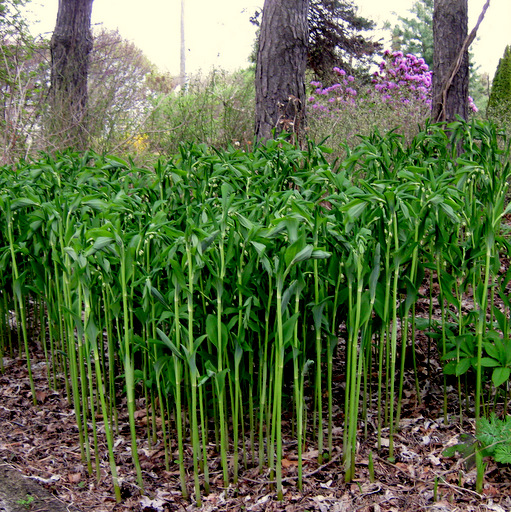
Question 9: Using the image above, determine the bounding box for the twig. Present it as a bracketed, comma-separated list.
[374, 454, 484, 499]
[241, 449, 343, 485]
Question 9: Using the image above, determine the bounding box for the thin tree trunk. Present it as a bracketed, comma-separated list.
[254, 0, 309, 144]
[49, 0, 94, 150]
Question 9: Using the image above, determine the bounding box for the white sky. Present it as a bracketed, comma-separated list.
[26, 0, 510, 80]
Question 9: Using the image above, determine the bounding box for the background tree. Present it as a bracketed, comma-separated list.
[487, 45, 511, 119]
[48, 0, 94, 150]
[431, 0, 490, 124]
[431, 0, 469, 123]
[307, 0, 381, 80]
[390, 0, 488, 113]
[87, 29, 154, 153]
[251, 0, 380, 81]
[0, 0, 51, 164]
[387, 0, 433, 67]
[254, 0, 309, 143]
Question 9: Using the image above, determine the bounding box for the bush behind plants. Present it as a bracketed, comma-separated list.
[147, 68, 255, 155]
[142, 51, 486, 164]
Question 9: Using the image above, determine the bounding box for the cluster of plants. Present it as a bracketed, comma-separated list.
[0, 119, 510, 503]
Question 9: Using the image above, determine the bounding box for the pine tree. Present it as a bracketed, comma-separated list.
[250, 0, 380, 80]
[487, 45, 511, 118]
[308, 0, 381, 79]
[388, 0, 433, 67]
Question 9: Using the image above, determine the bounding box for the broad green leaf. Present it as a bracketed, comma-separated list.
[282, 313, 300, 347]
[455, 358, 472, 376]
[10, 197, 39, 210]
[156, 328, 182, 359]
[492, 367, 511, 387]
[480, 357, 499, 367]
[85, 236, 115, 256]
[288, 245, 313, 267]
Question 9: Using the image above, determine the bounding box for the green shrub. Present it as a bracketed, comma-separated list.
[477, 414, 511, 464]
[487, 45, 511, 138]
[147, 68, 255, 155]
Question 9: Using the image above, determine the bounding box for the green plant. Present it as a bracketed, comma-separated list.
[16, 494, 34, 509]
[477, 414, 511, 464]
[0, 119, 510, 503]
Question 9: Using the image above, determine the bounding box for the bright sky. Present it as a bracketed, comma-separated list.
[27, 0, 510, 80]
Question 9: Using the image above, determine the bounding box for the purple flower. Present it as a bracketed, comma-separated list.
[468, 96, 478, 112]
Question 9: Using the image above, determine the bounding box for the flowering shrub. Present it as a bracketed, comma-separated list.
[372, 50, 432, 106]
[308, 51, 433, 115]
[307, 50, 479, 152]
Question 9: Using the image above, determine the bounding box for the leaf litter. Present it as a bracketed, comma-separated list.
[2, 327, 511, 512]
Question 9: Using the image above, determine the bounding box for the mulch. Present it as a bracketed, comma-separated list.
[1, 328, 511, 511]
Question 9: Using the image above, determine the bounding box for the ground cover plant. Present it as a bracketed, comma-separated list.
[1, 119, 511, 509]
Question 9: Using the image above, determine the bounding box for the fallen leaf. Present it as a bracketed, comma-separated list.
[281, 458, 298, 468]
[35, 390, 47, 403]
[68, 472, 82, 483]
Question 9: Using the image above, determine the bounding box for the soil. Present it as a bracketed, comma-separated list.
[1, 325, 511, 512]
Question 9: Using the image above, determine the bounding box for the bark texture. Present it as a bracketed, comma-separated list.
[431, 0, 469, 123]
[254, 0, 309, 144]
[49, 0, 94, 150]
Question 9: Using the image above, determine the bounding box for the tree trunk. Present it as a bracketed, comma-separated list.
[254, 0, 309, 144]
[431, 0, 469, 123]
[49, 0, 94, 150]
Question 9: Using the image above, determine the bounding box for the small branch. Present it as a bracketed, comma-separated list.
[241, 449, 343, 485]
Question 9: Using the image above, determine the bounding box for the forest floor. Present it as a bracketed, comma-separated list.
[1, 306, 511, 511]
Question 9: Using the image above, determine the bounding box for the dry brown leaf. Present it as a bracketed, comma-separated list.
[67, 472, 82, 483]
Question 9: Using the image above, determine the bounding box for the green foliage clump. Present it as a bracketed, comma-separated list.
[477, 414, 511, 464]
[147, 68, 255, 156]
[1, 120, 511, 501]
[487, 45, 511, 134]
[488, 46, 511, 113]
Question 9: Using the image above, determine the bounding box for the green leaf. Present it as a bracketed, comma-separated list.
[10, 197, 39, 210]
[282, 313, 300, 347]
[311, 249, 331, 259]
[455, 358, 472, 376]
[82, 198, 108, 211]
[85, 236, 115, 256]
[480, 357, 500, 367]
[156, 328, 182, 359]
[492, 367, 511, 387]
[150, 287, 171, 310]
[288, 244, 313, 267]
